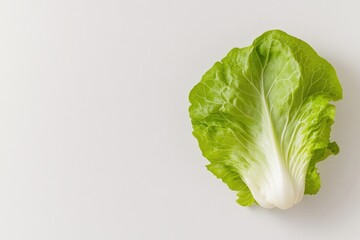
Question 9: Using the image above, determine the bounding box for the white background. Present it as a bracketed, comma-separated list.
[0, 0, 359, 239]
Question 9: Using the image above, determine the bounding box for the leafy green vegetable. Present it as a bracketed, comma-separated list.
[189, 30, 342, 209]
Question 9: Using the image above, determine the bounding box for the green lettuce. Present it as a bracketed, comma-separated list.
[189, 30, 342, 209]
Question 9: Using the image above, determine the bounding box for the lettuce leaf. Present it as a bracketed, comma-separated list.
[189, 30, 342, 209]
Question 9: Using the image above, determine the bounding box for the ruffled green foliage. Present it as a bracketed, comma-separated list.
[189, 30, 342, 209]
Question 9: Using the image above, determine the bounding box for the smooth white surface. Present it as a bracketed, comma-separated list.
[0, 0, 359, 239]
